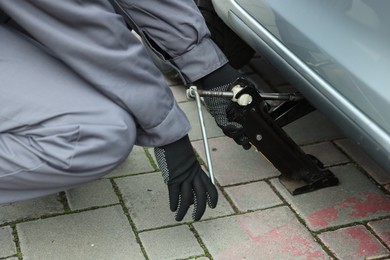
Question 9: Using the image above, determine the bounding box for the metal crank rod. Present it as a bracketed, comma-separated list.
[197, 90, 304, 102]
[187, 86, 215, 184]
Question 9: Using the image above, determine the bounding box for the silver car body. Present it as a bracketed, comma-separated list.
[212, 0, 390, 172]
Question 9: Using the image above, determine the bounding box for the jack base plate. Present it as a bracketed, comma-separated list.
[279, 170, 339, 195]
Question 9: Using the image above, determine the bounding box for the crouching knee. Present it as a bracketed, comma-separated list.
[32, 117, 136, 177]
[72, 118, 136, 175]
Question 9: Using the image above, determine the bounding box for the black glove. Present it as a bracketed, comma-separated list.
[154, 135, 218, 221]
[201, 64, 251, 149]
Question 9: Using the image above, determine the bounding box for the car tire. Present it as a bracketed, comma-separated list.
[195, 0, 255, 69]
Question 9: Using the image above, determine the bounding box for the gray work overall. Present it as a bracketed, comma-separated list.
[0, 0, 227, 203]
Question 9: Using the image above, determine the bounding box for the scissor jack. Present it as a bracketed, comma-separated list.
[187, 78, 339, 195]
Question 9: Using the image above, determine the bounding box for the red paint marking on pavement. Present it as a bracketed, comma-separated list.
[369, 219, 390, 246]
[307, 207, 339, 228]
[346, 226, 382, 256]
[308, 192, 390, 228]
[347, 192, 390, 217]
[216, 217, 325, 259]
[284, 234, 325, 259]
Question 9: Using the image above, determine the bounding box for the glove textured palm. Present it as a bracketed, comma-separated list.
[201, 64, 251, 149]
[203, 80, 251, 149]
[154, 135, 218, 221]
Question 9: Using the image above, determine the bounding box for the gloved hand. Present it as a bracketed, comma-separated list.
[154, 135, 218, 221]
[201, 64, 251, 149]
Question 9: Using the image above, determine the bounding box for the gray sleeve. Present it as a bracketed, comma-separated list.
[115, 0, 228, 83]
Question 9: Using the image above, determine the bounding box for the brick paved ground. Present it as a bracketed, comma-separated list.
[0, 56, 389, 260]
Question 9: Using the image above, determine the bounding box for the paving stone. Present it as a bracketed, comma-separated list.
[178, 102, 224, 142]
[194, 206, 328, 259]
[105, 146, 154, 178]
[170, 84, 189, 103]
[139, 225, 204, 260]
[192, 137, 279, 186]
[283, 111, 344, 145]
[145, 147, 157, 167]
[318, 225, 389, 259]
[302, 141, 349, 167]
[368, 218, 390, 247]
[336, 139, 390, 184]
[17, 206, 143, 260]
[271, 164, 390, 231]
[115, 172, 234, 231]
[225, 181, 283, 212]
[66, 179, 119, 210]
[0, 226, 16, 258]
[0, 194, 63, 224]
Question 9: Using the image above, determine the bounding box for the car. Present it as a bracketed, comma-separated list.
[203, 0, 390, 173]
